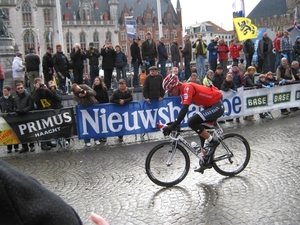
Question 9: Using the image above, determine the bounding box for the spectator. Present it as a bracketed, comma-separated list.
[14, 83, 35, 153]
[207, 36, 219, 72]
[293, 36, 300, 64]
[101, 40, 116, 90]
[142, 66, 165, 104]
[167, 66, 179, 77]
[70, 43, 86, 85]
[291, 60, 300, 81]
[280, 30, 293, 65]
[130, 37, 142, 87]
[12, 51, 26, 87]
[141, 32, 157, 75]
[228, 63, 246, 88]
[180, 34, 192, 80]
[85, 42, 100, 87]
[243, 39, 255, 69]
[93, 76, 109, 143]
[192, 34, 207, 80]
[0, 85, 19, 153]
[238, 58, 246, 74]
[31, 77, 60, 150]
[255, 74, 273, 118]
[257, 32, 273, 73]
[212, 65, 225, 89]
[276, 58, 295, 115]
[157, 37, 168, 78]
[218, 38, 229, 73]
[0, 61, 4, 97]
[229, 39, 243, 64]
[202, 70, 214, 87]
[170, 37, 181, 71]
[53, 44, 70, 94]
[110, 78, 133, 142]
[47, 80, 63, 109]
[244, 66, 255, 89]
[25, 48, 40, 91]
[221, 73, 237, 92]
[265, 71, 278, 85]
[187, 72, 201, 84]
[42, 46, 54, 85]
[139, 69, 147, 86]
[71, 83, 99, 146]
[114, 44, 127, 81]
[273, 31, 283, 70]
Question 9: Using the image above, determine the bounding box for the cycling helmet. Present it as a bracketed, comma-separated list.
[162, 74, 179, 91]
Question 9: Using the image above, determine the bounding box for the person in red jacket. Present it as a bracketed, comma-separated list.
[229, 39, 243, 64]
[218, 38, 229, 73]
[273, 31, 283, 71]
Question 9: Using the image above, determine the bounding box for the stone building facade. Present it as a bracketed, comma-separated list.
[0, 0, 182, 75]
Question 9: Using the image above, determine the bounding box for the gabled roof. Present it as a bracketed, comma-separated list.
[247, 0, 286, 21]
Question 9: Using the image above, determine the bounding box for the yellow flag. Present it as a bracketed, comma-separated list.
[233, 17, 258, 41]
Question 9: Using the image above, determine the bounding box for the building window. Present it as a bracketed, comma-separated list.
[171, 30, 177, 39]
[45, 29, 53, 49]
[121, 31, 126, 41]
[23, 29, 35, 52]
[79, 32, 86, 50]
[164, 29, 169, 39]
[146, 14, 152, 25]
[66, 31, 73, 53]
[2, 8, 10, 26]
[43, 8, 51, 25]
[22, 1, 32, 26]
[93, 32, 99, 49]
[139, 31, 144, 40]
[156, 30, 159, 40]
[105, 31, 112, 41]
[122, 45, 126, 53]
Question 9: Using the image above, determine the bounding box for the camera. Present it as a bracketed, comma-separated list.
[78, 89, 85, 94]
[40, 83, 45, 88]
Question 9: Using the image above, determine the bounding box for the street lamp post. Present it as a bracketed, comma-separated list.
[124, 16, 134, 87]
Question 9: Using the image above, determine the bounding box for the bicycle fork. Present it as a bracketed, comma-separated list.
[166, 141, 178, 166]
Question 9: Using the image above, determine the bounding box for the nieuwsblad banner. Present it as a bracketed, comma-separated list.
[0, 108, 77, 146]
[1, 84, 300, 145]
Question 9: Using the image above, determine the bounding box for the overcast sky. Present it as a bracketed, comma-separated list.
[170, 0, 261, 31]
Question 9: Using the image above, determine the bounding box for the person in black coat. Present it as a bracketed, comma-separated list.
[130, 37, 142, 87]
[212, 65, 225, 89]
[157, 37, 168, 78]
[220, 73, 237, 92]
[243, 39, 255, 69]
[14, 83, 35, 153]
[0, 85, 19, 153]
[101, 40, 116, 89]
[85, 42, 100, 87]
[70, 43, 87, 85]
[42, 46, 54, 84]
[53, 44, 70, 94]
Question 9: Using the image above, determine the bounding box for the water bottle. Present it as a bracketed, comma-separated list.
[191, 141, 200, 150]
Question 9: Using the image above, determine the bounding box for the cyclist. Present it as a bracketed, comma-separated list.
[162, 74, 225, 173]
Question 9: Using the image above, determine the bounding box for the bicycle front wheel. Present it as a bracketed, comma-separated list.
[212, 133, 251, 176]
[145, 141, 190, 187]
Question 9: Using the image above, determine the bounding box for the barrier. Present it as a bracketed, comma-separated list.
[1, 83, 300, 145]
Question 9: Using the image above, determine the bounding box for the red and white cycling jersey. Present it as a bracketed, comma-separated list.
[180, 83, 222, 109]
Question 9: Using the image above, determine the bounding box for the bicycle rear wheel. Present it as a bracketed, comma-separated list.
[212, 133, 250, 176]
[145, 141, 190, 187]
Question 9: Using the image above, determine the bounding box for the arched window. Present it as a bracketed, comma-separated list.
[79, 32, 86, 50]
[66, 31, 73, 53]
[93, 32, 99, 49]
[23, 29, 35, 52]
[146, 13, 152, 25]
[22, 1, 32, 26]
[45, 29, 53, 49]
[105, 31, 112, 41]
[164, 29, 169, 39]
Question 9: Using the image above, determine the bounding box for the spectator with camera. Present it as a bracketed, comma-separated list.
[14, 83, 35, 153]
[86, 42, 100, 87]
[31, 77, 60, 150]
[53, 44, 70, 94]
[71, 43, 87, 85]
[114, 44, 127, 81]
[101, 40, 116, 90]
[71, 83, 99, 147]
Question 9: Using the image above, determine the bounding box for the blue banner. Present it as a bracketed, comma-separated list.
[126, 20, 137, 39]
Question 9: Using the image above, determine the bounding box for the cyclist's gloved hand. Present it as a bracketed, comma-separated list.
[231, 89, 237, 94]
[163, 122, 176, 136]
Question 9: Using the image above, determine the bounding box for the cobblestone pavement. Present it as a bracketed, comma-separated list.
[1, 110, 300, 225]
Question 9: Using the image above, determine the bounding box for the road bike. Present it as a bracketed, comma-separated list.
[145, 122, 251, 187]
